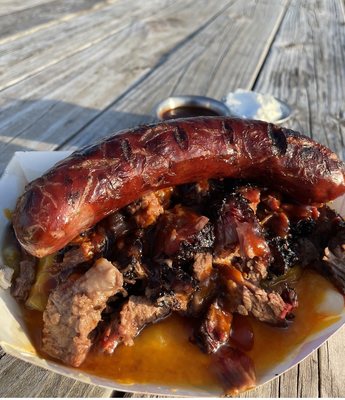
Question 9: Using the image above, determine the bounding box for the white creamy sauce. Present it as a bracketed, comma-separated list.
[224, 89, 285, 123]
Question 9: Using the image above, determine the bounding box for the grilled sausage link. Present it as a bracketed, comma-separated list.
[13, 117, 345, 257]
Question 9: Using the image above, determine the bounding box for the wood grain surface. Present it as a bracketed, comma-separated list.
[0, 0, 345, 397]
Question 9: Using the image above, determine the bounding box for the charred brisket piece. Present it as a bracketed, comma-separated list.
[194, 299, 232, 354]
[192, 252, 213, 282]
[145, 260, 196, 313]
[268, 237, 298, 276]
[11, 259, 36, 301]
[321, 233, 345, 293]
[126, 188, 173, 228]
[100, 295, 171, 353]
[189, 253, 218, 316]
[223, 270, 295, 326]
[42, 258, 123, 367]
[213, 346, 256, 396]
[295, 206, 345, 293]
[214, 193, 271, 282]
[152, 205, 212, 259]
[113, 232, 147, 291]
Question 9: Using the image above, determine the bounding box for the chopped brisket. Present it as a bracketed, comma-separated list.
[42, 258, 123, 367]
[224, 272, 294, 326]
[237, 186, 261, 213]
[189, 252, 218, 316]
[194, 299, 232, 354]
[212, 346, 256, 396]
[100, 295, 171, 353]
[262, 211, 290, 238]
[14, 177, 345, 396]
[174, 179, 225, 209]
[192, 252, 213, 282]
[153, 205, 210, 258]
[126, 188, 173, 228]
[294, 206, 345, 293]
[11, 260, 36, 301]
[308, 230, 345, 294]
[268, 237, 298, 276]
[145, 260, 196, 313]
[113, 232, 147, 290]
[214, 194, 271, 281]
[102, 211, 133, 240]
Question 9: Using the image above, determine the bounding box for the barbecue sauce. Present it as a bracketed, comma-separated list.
[161, 106, 220, 119]
[22, 269, 343, 392]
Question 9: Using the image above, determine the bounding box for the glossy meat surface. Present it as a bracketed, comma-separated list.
[13, 117, 345, 257]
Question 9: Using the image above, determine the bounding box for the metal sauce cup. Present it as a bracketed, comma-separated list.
[154, 95, 231, 120]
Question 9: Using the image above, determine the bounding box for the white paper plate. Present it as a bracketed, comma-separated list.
[1, 151, 345, 396]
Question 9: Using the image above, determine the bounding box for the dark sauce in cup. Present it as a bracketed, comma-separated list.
[161, 106, 221, 120]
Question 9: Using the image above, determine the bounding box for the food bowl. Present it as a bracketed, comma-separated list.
[0, 152, 344, 396]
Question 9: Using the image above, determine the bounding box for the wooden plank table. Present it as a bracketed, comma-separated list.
[0, 0, 345, 396]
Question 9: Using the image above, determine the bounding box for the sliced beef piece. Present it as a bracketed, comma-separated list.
[174, 179, 226, 210]
[120, 260, 147, 287]
[268, 237, 299, 276]
[219, 266, 295, 326]
[102, 211, 133, 240]
[114, 232, 147, 289]
[295, 206, 345, 293]
[100, 295, 171, 353]
[226, 279, 294, 326]
[174, 180, 212, 206]
[237, 186, 261, 213]
[194, 299, 232, 354]
[11, 259, 36, 301]
[153, 205, 211, 258]
[212, 346, 256, 396]
[126, 188, 173, 228]
[214, 194, 271, 280]
[189, 253, 218, 316]
[145, 260, 196, 313]
[310, 230, 345, 294]
[42, 258, 123, 367]
[192, 252, 213, 282]
[54, 226, 108, 277]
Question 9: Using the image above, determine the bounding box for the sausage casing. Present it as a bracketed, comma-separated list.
[13, 117, 345, 257]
